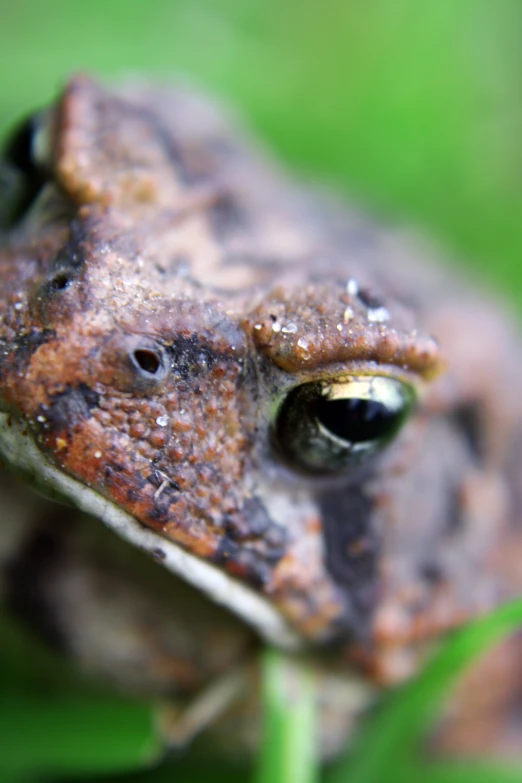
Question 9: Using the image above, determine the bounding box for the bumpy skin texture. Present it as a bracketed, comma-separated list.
[1, 77, 522, 755]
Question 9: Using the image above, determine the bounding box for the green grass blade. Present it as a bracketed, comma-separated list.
[420, 761, 522, 783]
[326, 600, 522, 783]
[255, 647, 318, 783]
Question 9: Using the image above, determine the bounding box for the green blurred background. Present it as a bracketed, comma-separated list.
[1, 1, 522, 781]
[1, 0, 522, 305]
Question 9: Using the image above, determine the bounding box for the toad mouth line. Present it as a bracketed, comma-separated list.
[0, 411, 303, 651]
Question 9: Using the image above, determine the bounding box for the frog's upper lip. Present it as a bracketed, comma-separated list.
[0, 411, 304, 651]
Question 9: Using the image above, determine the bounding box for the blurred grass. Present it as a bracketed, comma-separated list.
[255, 649, 317, 783]
[1, 1, 522, 781]
[4, 604, 522, 783]
[0, 0, 521, 305]
[326, 600, 522, 783]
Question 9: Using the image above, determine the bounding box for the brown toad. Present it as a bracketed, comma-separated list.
[1, 76, 522, 757]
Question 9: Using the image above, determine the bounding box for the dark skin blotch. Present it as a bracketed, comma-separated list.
[318, 477, 379, 641]
[209, 193, 247, 239]
[223, 499, 287, 564]
[357, 287, 385, 309]
[135, 105, 204, 185]
[37, 219, 90, 300]
[444, 482, 465, 535]
[42, 383, 100, 433]
[212, 535, 275, 589]
[419, 561, 445, 585]
[12, 329, 56, 361]
[166, 334, 219, 380]
[450, 403, 484, 461]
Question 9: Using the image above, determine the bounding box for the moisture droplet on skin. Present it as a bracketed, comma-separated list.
[346, 278, 359, 297]
[367, 307, 390, 323]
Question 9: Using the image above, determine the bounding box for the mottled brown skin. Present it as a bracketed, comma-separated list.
[1, 76, 522, 758]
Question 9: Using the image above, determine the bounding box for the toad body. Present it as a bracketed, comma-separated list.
[1, 77, 522, 756]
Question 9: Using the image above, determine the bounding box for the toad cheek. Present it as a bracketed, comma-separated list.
[0, 410, 303, 651]
[12, 379, 354, 648]
[3, 396, 349, 650]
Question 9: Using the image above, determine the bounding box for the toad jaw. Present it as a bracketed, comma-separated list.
[0, 411, 303, 651]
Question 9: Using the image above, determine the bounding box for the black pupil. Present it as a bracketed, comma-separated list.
[133, 349, 161, 375]
[315, 396, 401, 444]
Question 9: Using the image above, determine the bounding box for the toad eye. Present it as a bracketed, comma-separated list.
[0, 113, 49, 228]
[273, 375, 414, 473]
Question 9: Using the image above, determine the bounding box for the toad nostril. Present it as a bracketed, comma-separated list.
[133, 349, 161, 375]
[49, 273, 71, 291]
